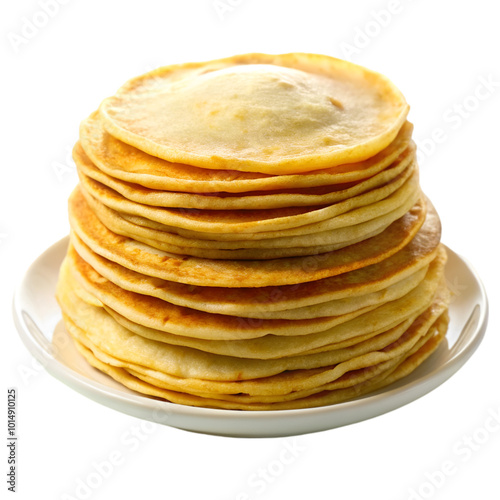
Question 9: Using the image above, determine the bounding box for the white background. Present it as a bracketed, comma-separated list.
[2, 0, 499, 499]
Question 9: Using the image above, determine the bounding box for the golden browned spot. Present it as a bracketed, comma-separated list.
[329, 97, 344, 110]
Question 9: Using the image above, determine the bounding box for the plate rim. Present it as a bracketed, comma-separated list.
[12, 236, 489, 437]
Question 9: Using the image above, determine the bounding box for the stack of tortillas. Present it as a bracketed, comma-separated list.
[56, 53, 451, 410]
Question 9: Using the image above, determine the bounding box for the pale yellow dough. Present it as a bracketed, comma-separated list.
[99, 53, 409, 174]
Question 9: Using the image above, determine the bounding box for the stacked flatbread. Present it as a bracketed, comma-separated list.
[56, 53, 450, 410]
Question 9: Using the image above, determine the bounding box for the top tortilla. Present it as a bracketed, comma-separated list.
[99, 53, 409, 174]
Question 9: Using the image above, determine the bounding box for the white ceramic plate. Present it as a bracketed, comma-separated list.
[13, 237, 488, 438]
